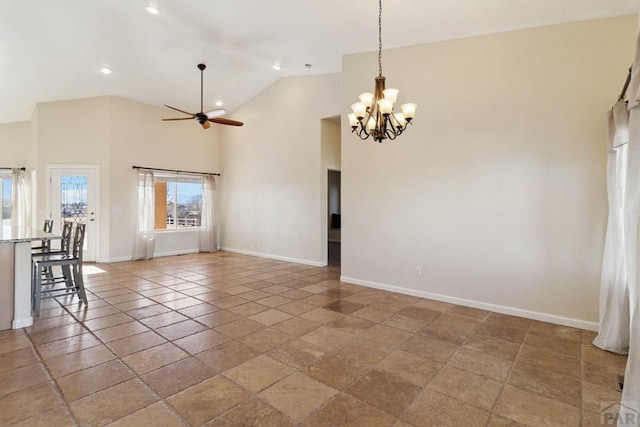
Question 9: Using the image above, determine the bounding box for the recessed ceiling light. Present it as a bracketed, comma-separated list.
[215, 101, 224, 107]
[145, 6, 159, 15]
[272, 63, 281, 71]
[98, 67, 113, 75]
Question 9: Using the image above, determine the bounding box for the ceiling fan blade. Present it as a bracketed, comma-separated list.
[210, 117, 244, 127]
[201, 120, 211, 130]
[204, 108, 226, 119]
[162, 117, 194, 121]
[164, 104, 194, 116]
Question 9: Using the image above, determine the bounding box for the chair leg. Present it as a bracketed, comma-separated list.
[33, 262, 42, 316]
[73, 264, 88, 305]
[61, 265, 74, 290]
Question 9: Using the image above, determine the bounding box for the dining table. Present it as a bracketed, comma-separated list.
[0, 225, 61, 330]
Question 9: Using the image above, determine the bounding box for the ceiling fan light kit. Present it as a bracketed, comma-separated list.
[162, 63, 244, 129]
[348, 0, 417, 143]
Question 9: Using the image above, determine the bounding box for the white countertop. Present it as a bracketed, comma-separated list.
[0, 226, 61, 243]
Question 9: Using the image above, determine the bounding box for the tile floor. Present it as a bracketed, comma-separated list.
[0, 252, 628, 426]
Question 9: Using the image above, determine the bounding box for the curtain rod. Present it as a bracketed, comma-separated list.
[132, 165, 220, 176]
[0, 167, 25, 171]
[618, 66, 632, 102]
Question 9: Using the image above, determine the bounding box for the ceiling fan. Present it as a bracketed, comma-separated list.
[162, 63, 244, 129]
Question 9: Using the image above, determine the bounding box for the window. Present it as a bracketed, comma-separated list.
[154, 175, 203, 230]
[0, 174, 12, 226]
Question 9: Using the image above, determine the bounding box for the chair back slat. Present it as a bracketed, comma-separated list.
[43, 219, 53, 233]
[72, 224, 86, 261]
[60, 221, 73, 253]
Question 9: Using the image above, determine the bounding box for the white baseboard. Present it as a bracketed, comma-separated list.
[12, 317, 33, 329]
[154, 249, 199, 258]
[340, 275, 599, 331]
[221, 247, 325, 267]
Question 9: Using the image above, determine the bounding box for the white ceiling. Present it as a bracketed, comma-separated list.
[0, 0, 637, 125]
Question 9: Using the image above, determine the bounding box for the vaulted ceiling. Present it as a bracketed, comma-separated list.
[0, 0, 637, 124]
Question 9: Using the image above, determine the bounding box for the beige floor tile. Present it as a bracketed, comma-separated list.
[215, 318, 266, 338]
[278, 300, 317, 315]
[155, 319, 208, 341]
[273, 317, 322, 336]
[528, 320, 582, 342]
[259, 372, 339, 422]
[107, 331, 167, 357]
[446, 305, 490, 320]
[93, 321, 149, 343]
[403, 389, 491, 427]
[324, 300, 365, 314]
[167, 375, 250, 426]
[107, 402, 184, 427]
[329, 315, 376, 335]
[138, 311, 189, 329]
[122, 342, 188, 375]
[360, 324, 414, 346]
[195, 309, 240, 328]
[400, 334, 458, 363]
[228, 301, 270, 316]
[333, 336, 396, 366]
[269, 338, 327, 368]
[141, 356, 216, 398]
[428, 366, 502, 410]
[413, 299, 454, 312]
[523, 331, 581, 359]
[27, 323, 85, 346]
[383, 313, 429, 333]
[213, 398, 294, 426]
[57, 359, 134, 401]
[305, 354, 370, 390]
[0, 363, 49, 398]
[463, 334, 521, 360]
[352, 306, 395, 323]
[197, 340, 261, 372]
[494, 385, 580, 427]
[448, 346, 513, 382]
[173, 328, 231, 354]
[124, 304, 171, 320]
[224, 354, 295, 392]
[11, 406, 75, 427]
[346, 368, 423, 417]
[249, 308, 294, 326]
[377, 349, 442, 387]
[300, 325, 355, 350]
[70, 379, 158, 426]
[256, 295, 293, 308]
[239, 328, 291, 352]
[45, 344, 116, 378]
[582, 381, 624, 414]
[507, 362, 581, 407]
[0, 347, 38, 373]
[301, 307, 345, 323]
[516, 344, 580, 379]
[0, 383, 64, 425]
[305, 393, 396, 427]
[419, 313, 480, 344]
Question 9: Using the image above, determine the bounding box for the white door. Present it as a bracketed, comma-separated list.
[49, 166, 99, 262]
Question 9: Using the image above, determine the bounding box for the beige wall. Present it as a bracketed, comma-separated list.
[341, 15, 638, 327]
[220, 73, 341, 265]
[0, 121, 31, 167]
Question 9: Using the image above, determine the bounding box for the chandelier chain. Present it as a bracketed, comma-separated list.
[378, 0, 382, 77]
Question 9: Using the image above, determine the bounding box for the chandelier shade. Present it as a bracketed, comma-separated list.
[348, 0, 417, 143]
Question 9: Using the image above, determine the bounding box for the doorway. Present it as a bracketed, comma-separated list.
[328, 169, 341, 265]
[48, 166, 99, 262]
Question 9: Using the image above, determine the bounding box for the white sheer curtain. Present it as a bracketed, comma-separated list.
[199, 175, 218, 252]
[10, 168, 27, 228]
[132, 170, 155, 260]
[620, 27, 640, 421]
[593, 103, 630, 354]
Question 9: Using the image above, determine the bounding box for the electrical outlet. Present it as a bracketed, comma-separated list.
[415, 267, 422, 277]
